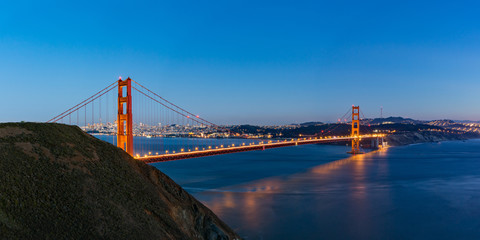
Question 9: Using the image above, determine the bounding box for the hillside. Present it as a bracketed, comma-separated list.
[0, 122, 240, 240]
[385, 131, 477, 146]
[367, 116, 422, 125]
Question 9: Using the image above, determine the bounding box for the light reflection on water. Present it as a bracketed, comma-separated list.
[197, 150, 388, 239]
[209, 141, 480, 240]
[101, 135, 480, 240]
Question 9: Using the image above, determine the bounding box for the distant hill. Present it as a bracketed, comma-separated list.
[298, 121, 324, 126]
[368, 117, 424, 125]
[231, 124, 262, 132]
[453, 120, 480, 123]
[0, 123, 240, 240]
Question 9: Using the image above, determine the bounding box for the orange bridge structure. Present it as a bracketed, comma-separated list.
[48, 78, 386, 163]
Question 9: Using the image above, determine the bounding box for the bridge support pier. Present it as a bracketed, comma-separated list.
[379, 137, 386, 148]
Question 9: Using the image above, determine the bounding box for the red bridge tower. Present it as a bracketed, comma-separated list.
[348, 105, 363, 154]
[117, 77, 133, 155]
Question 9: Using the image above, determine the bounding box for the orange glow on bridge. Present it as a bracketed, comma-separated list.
[136, 134, 386, 163]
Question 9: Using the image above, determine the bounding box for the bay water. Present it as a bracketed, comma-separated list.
[99, 135, 480, 239]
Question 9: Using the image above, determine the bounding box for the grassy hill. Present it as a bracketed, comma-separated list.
[0, 122, 240, 239]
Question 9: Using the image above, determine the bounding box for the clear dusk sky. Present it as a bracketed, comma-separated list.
[1, 1, 479, 125]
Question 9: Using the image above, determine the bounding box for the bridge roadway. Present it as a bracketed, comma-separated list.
[136, 134, 385, 163]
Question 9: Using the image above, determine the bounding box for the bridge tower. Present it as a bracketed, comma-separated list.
[117, 77, 133, 155]
[348, 105, 363, 154]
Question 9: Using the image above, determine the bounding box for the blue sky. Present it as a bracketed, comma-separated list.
[1, 0, 479, 124]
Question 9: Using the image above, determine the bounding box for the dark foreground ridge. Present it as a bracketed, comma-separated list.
[0, 122, 240, 240]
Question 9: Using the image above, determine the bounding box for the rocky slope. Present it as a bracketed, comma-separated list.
[385, 131, 479, 146]
[0, 122, 240, 240]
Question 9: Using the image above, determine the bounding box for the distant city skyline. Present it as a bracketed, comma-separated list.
[1, 1, 479, 124]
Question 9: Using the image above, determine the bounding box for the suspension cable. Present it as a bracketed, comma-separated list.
[131, 85, 243, 137]
[47, 80, 118, 122]
[49, 84, 118, 123]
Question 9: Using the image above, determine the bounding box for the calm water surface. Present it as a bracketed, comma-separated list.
[105, 136, 480, 240]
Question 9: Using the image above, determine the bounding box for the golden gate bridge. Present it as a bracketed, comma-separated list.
[47, 77, 386, 163]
